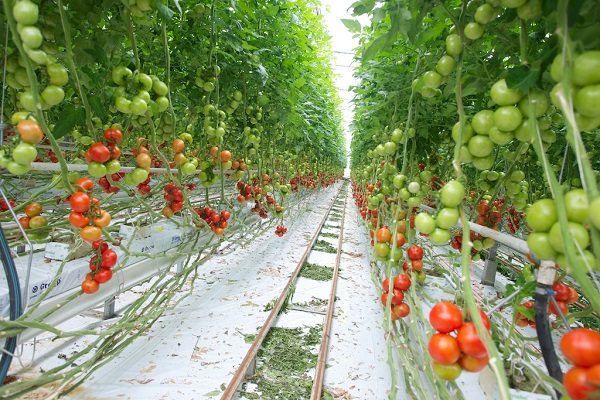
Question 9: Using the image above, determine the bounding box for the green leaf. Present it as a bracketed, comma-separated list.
[362, 33, 393, 62]
[202, 390, 221, 397]
[505, 64, 540, 91]
[171, 0, 182, 14]
[293, 78, 306, 88]
[89, 96, 106, 121]
[341, 18, 361, 33]
[52, 106, 85, 139]
[352, 0, 376, 16]
[371, 8, 386, 23]
[265, 5, 279, 17]
[415, 20, 446, 46]
[152, 0, 174, 20]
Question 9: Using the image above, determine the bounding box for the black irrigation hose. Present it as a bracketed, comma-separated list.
[0, 225, 22, 386]
[534, 286, 563, 398]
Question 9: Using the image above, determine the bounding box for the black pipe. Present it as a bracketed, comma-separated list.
[534, 286, 563, 398]
[0, 225, 22, 386]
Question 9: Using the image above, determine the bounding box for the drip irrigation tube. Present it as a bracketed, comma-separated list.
[0, 225, 22, 386]
[534, 286, 563, 398]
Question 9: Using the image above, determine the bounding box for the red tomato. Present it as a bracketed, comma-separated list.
[171, 201, 184, 213]
[375, 227, 392, 243]
[396, 233, 406, 247]
[69, 192, 91, 213]
[407, 245, 423, 260]
[69, 212, 90, 228]
[88, 143, 111, 163]
[411, 259, 423, 271]
[93, 210, 111, 228]
[391, 303, 410, 319]
[104, 127, 123, 143]
[567, 287, 580, 304]
[458, 353, 489, 373]
[221, 210, 231, 221]
[92, 239, 108, 252]
[457, 322, 488, 359]
[93, 268, 113, 284]
[19, 216, 30, 229]
[81, 279, 99, 294]
[101, 249, 118, 269]
[429, 301, 463, 333]
[74, 177, 94, 192]
[382, 277, 391, 292]
[552, 282, 571, 302]
[560, 328, 600, 368]
[428, 333, 461, 365]
[548, 299, 568, 316]
[220, 150, 232, 162]
[394, 274, 411, 291]
[563, 367, 596, 400]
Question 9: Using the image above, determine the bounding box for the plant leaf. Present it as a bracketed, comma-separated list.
[341, 18, 361, 33]
[52, 105, 85, 139]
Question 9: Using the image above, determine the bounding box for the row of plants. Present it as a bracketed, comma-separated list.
[0, 0, 346, 396]
[348, 0, 600, 399]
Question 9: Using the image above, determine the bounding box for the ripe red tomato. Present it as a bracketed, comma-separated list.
[88, 143, 111, 163]
[92, 239, 108, 252]
[411, 259, 423, 271]
[548, 299, 568, 316]
[560, 328, 600, 367]
[396, 232, 406, 247]
[69, 212, 90, 228]
[407, 245, 423, 260]
[220, 149, 232, 162]
[567, 287, 580, 304]
[101, 249, 118, 269]
[221, 210, 231, 221]
[382, 277, 391, 292]
[394, 274, 411, 291]
[428, 333, 461, 364]
[69, 192, 91, 213]
[457, 322, 488, 358]
[93, 268, 113, 284]
[74, 177, 94, 192]
[81, 279, 99, 294]
[458, 353, 489, 373]
[19, 216, 30, 229]
[552, 282, 571, 302]
[430, 301, 463, 333]
[104, 127, 123, 143]
[25, 202, 42, 218]
[563, 367, 596, 400]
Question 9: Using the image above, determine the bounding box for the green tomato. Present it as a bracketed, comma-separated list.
[550, 54, 563, 82]
[472, 154, 495, 170]
[471, 110, 495, 135]
[563, 189, 589, 224]
[131, 167, 149, 185]
[445, 34, 463, 56]
[112, 66, 132, 86]
[393, 174, 406, 189]
[130, 97, 148, 116]
[47, 63, 69, 86]
[19, 26, 43, 49]
[510, 170, 525, 182]
[13, 0, 39, 25]
[383, 141, 398, 155]
[137, 90, 151, 103]
[407, 196, 421, 207]
[468, 135, 494, 158]
[408, 181, 421, 194]
[415, 213, 436, 234]
[436, 55, 455, 76]
[12, 142, 37, 164]
[436, 207, 459, 229]
[572, 51, 600, 87]
[459, 145, 473, 162]
[475, 4, 495, 24]
[527, 232, 558, 260]
[87, 161, 106, 178]
[181, 162, 197, 176]
[464, 22, 484, 40]
[494, 106, 522, 132]
[502, 0, 527, 7]
[513, 119, 533, 142]
[430, 228, 451, 245]
[526, 198, 557, 232]
[420, 170, 433, 182]
[574, 84, 600, 118]
[491, 79, 523, 106]
[155, 96, 169, 112]
[589, 197, 600, 231]
[575, 112, 600, 131]
[41, 85, 65, 106]
[153, 80, 169, 96]
[135, 73, 153, 91]
[517, 0, 542, 20]
[488, 126, 514, 145]
[105, 159, 121, 174]
[423, 71, 443, 89]
[548, 221, 590, 253]
[518, 89, 548, 118]
[452, 121, 474, 144]
[441, 180, 465, 208]
[7, 161, 31, 175]
[18, 91, 36, 111]
[115, 97, 131, 114]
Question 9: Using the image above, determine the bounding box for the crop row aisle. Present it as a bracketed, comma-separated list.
[1, 0, 600, 400]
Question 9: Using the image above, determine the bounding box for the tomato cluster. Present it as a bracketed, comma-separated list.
[428, 301, 491, 381]
[274, 225, 288, 237]
[162, 183, 185, 218]
[560, 328, 600, 400]
[0, 199, 17, 215]
[84, 128, 122, 178]
[136, 175, 152, 195]
[18, 202, 49, 240]
[68, 178, 111, 243]
[230, 158, 247, 180]
[98, 172, 125, 194]
[193, 207, 231, 236]
[380, 273, 411, 320]
[236, 181, 262, 204]
[526, 189, 595, 271]
[0, 120, 45, 175]
[514, 281, 578, 328]
[81, 239, 118, 295]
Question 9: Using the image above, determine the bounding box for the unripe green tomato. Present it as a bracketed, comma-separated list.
[574, 85, 600, 118]
[502, 0, 527, 8]
[47, 63, 69, 86]
[407, 196, 421, 207]
[517, 0, 542, 20]
[136, 73, 153, 91]
[464, 22, 484, 40]
[475, 4, 495, 24]
[13, 0, 39, 25]
[19, 25, 43, 49]
[471, 110, 495, 135]
[518, 90, 549, 118]
[105, 159, 121, 174]
[452, 121, 474, 144]
[87, 161, 107, 178]
[494, 106, 523, 132]
[472, 154, 495, 170]
[7, 161, 31, 175]
[130, 97, 148, 115]
[468, 135, 494, 158]
[572, 51, 600, 87]
[115, 97, 131, 113]
[445, 34, 463, 56]
[436, 55, 455, 76]
[430, 228, 451, 245]
[423, 71, 443, 89]
[490, 79, 523, 106]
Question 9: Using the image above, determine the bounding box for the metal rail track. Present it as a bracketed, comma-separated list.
[221, 184, 348, 400]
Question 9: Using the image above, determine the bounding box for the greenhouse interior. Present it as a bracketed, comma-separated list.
[0, 0, 600, 399]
